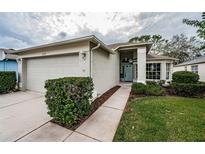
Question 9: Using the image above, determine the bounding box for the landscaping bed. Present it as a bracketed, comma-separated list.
[114, 96, 205, 142]
[51, 85, 121, 130]
[115, 74, 205, 141]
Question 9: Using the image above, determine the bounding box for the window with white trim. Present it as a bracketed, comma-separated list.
[146, 63, 161, 80]
[191, 65, 198, 74]
[166, 63, 171, 80]
[185, 66, 187, 71]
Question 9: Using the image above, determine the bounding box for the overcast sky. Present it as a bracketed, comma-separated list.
[0, 12, 201, 49]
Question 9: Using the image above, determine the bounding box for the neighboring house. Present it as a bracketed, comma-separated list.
[0, 49, 18, 80]
[173, 55, 205, 81]
[13, 35, 176, 97]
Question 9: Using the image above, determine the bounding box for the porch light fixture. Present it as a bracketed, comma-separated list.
[81, 52, 86, 61]
[129, 59, 133, 63]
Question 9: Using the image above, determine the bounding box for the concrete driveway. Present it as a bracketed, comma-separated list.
[0, 91, 51, 142]
[0, 84, 131, 142]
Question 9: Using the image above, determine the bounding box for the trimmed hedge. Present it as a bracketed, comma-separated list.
[172, 71, 199, 83]
[171, 71, 205, 97]
[0, 71, 16, 93]
[45, 77, 94, 126]
[132, 82, 146, 94]
[171, 83, 205, 97]
[132, 81, 165, 96]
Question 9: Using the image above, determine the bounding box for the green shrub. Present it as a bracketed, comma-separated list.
[132, 82, 146, 94]
[158, 80, 166, 86]
[45, 77, 94, 126]
[132, 81, 165, 96]
[172, 71, 199, 83]
[171, 82, 205, 97]
[0, 71, 16, 93]
[146, 81, 158, 86]
[146, 83, 166, 96]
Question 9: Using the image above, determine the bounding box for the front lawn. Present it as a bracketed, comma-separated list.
[114, 96, 205, 142]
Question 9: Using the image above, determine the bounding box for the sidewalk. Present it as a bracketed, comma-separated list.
[18, 84, 131, 142]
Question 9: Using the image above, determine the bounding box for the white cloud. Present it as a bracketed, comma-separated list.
[0, 12, 201, 49]
[0, 36, 29, 49]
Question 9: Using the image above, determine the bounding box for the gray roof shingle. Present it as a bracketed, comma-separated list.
[175, 55, 205, 66]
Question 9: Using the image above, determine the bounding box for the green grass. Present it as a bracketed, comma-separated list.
[114, 96, 205, 142]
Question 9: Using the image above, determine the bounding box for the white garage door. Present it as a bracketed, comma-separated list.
[26, 54, 80, 92]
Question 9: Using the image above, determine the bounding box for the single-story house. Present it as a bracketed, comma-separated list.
[0, 48, 18, 80]
[173, 55, 205, 81]
[12, 35, 176, 97]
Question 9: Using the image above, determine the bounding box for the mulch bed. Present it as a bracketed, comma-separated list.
[128, 91, 146, 101]
[51, 85, 121, 131]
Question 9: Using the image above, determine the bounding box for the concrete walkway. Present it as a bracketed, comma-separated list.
[16, 84, 131, 142]
[72, 84, 131, 142]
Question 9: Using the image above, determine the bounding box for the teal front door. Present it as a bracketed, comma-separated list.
[124, 64, 133, 81]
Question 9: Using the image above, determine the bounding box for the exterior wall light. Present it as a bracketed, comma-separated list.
[82, 52, 86, 61]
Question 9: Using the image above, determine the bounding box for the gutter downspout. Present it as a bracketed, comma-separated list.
[90, 43, 100, 77]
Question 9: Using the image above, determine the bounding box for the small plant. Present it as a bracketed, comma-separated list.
[158, 80, 166, 86]
[45, 77, 94, 126]
[132, 82, 146, 94]
[132, 81, 165, 96]
[146, 81, 158, 86]
[0, 71, 16, 93]
[146, 83, 166, 96]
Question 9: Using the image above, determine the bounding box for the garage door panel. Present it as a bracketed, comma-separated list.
[26, 54, 80, 92]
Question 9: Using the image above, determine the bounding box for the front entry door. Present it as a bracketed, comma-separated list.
[124, 64, 133, 82]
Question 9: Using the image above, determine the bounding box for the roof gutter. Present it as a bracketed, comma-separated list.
[90, 43, 101, 77]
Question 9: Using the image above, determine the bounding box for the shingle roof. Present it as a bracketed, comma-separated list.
[107, 42, 152, 50]
[13, 35, 114, 54]
[147, 53, 177, 61]
[175, 55, 205, 66]
[107, 42, 131, 49]
[0, 48, 15, 54]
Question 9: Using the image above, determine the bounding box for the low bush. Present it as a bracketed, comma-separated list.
[132, 81, 165, 96]
[158, 80, 166, 86]
[45, 77, 94, 126]
[146, 83, 166, 96]
[132, 82, 146, 94]
[172, 71, 199, 83]
[171, 82, 205, 97]
[0, 71, 16, 93]
[146, 81, 158, 86]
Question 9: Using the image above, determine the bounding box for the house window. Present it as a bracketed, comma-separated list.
[185, 66, 187, 71]
[191, 65, 198, 74]
[166, 63, 171, 80]
[146, 63, 161, 80]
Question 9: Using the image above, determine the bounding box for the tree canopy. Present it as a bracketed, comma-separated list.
[183, 12, 205, 49]
[129, 34, 204, 64]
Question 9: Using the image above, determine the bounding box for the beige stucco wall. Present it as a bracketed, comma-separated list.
[0, 51, 5, 60]
[173, 65, 185, 72]
[198, 63, 205, 81]
[17, 41, 90, 59]
[137, 47, 147, 83]
[174, 63, 205, 81]
[92, 47, 119, 96]
[18, 41, 91, 91]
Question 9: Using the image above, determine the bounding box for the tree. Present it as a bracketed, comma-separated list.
[129, 34, 204, 64]
[129, 34, 168, 54]
[161, 34, 203, 64]
[183, 12, 205, 49]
